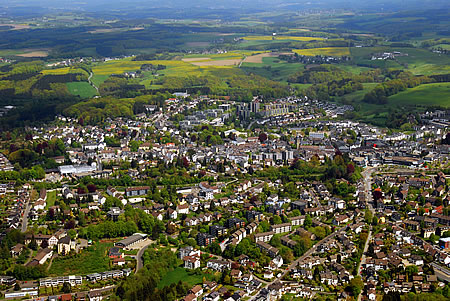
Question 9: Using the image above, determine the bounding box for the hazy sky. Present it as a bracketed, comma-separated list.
[2, 0, 449, 16]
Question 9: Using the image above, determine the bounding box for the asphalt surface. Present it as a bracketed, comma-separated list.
[21, 201, 31, 232]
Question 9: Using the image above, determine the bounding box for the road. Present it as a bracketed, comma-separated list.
[88, 72, 99, 93]
[135, 239, 154, 272]
[431, 263, 450, 282]
[21, 201, 31, 232]
[357, 167, 376, 301]
[249, 225, 348, 301]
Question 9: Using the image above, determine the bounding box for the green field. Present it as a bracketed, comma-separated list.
[67, 82, 98, 99]
[48, 242, 112, 276]
[350, 47, 450, 75]
[44, 190, 57, 210]
[241, 57, 304, 82]
[158, 267, 203, 288]
[388, 82, 450, 108]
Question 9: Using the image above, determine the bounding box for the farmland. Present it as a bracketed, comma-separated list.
[243, 35, 325, 41]
[293, 47, 350, 56]
[67, 82, 98, 99]
[388, 82, 450, 108]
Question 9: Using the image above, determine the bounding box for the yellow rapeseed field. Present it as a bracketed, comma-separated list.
[292, 47, 350, 56]
[243, 36, 324, 41]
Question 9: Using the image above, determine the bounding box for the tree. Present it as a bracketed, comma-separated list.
[62, 282, 72, 293]
[271, 215, 282, 225]
[14, 283, 21, 291]
[258, 133, 268, 143]
[41, 239, 49, 249]
[304, 215, 312, 228]
[365, 209, 373, 224]
[209, 241, 222, 255]
[29, 235, 38, 250]
[347, 276, 363, 296]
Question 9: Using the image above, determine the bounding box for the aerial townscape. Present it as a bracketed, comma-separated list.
[0, 0, 449, 301]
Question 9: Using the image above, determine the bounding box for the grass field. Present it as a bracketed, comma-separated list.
[350, 46, 450, 75]
[67, 82, 97, 99]
[243, 35, 324, 41]
[388, 82, 450, 108]
[48, 242, 112, 276]
[158, 267, 216, 288]
[241, 57, 304, 82]
[293, 47, 350, 56]
[44, 190, 57, 210]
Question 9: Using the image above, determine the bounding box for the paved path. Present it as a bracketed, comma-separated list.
[88, 72, 99, 93]
[21, 201, 31, 232]
[135, 239, 154, 272]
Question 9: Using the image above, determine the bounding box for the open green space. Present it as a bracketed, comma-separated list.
[44, 190, 57, 210]
[158, 267, 205, 288]
[241, 57, 304, 82]
[48, 242, 112, 276]
[388, 82, 450, 108]
[66, 82, 97, 99]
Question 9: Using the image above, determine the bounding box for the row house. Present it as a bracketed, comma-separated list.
[270, 223, 292, 234]
[207, 259, 231, 271]
[254, 231, 274, 243]
[256, 241, 279, 258]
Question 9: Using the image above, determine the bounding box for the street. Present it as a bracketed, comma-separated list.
[21, 201, 31, 232]
[357, 167, 376, 301]
[135, 239, 155, 272]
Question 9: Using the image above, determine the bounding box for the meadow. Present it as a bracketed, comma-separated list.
[243, 35, 325, 41]
[44, 190, 57, 210]
[158, 267, 216, 288]
[293, 47, 350, 56]
[388, 82, 450, 108]
[67, 82, 98, 99]
[48, 242, 112, 276]
[241, 57, 305, 83]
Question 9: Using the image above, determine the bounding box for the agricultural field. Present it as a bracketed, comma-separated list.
[293, 47, 350, 56]
[388, 82, 450, 108]
[67, 82, 98, 99]
[42, 67, 88, 76]
[242, 35, 325, 41]
[241, 57, 305, 83]
[48, 242, 112, 276]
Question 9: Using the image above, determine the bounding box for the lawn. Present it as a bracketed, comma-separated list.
[44, 190, 57, 210]
[388, 82, 450, 108]
[158, 267, 203, 288]
[158, 267, 217, 288]
[67, 82, 97, 99]
[48, 242, 112, 276]
[293, 47, 350, 57]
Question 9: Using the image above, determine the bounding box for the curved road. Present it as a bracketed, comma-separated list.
[136, 239, 154, 272]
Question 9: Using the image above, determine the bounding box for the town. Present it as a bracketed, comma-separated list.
[0, 92, 448, 301]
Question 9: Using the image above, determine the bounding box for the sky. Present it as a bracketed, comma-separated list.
[2, 0, 449, 16]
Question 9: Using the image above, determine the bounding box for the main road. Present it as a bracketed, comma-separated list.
[357, 167, 376, 301]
